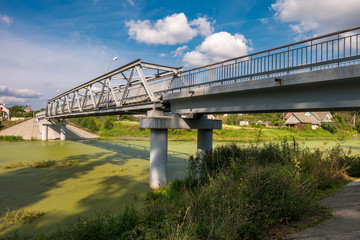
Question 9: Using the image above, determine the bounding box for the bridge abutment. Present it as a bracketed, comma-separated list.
[140, 112, 221, 189]
[38, 119, 68, 141]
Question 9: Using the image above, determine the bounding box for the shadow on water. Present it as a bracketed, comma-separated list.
[0, 139, 189, 237]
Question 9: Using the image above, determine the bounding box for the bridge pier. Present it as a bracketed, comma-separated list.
[197, 129, 213, 159]
[59, 121, 67, 141]
[150, 129, 168, 189]
[140, 112, 222, 189]
[42, 124, 48, 141]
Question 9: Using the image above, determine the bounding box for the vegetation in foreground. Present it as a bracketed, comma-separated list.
[5, 141, 360, 240]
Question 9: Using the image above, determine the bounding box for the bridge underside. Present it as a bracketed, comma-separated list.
[165, 64, 360, 114]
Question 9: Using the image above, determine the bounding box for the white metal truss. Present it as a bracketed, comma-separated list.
[46, 59, 183, 118]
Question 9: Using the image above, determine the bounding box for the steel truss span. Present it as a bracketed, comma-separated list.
[45, 26, 360, 119]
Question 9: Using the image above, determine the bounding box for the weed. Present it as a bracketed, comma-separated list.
[0, 135, 23, 141]
[4, 209, 45, 224]
[4, 160, 78, 169]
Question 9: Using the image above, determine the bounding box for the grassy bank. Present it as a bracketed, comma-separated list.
[0, 120, 27, 131]
[95, 119, 355, 141]
[7, 141, 359, 239]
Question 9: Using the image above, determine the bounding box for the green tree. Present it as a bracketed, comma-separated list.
[9, 105, 26, 117]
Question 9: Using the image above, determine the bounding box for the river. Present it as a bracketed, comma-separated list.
[0, 138, 359, 236]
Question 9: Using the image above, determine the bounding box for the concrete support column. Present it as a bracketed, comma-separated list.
[41, 124, 48, 141]
[150, 129, 168, 189]
[60, 124, 66, 141]
[197, 129, 213, 158]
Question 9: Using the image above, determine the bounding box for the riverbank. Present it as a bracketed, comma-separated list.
[97, 120, 357, 142]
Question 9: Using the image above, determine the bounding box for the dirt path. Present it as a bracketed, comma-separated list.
[287, 179, 360, 239]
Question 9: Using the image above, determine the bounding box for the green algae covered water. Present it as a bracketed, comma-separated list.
[0, 139, 359, 237]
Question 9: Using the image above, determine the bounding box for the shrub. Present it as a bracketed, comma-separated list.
[103, 116, 116, 130]
[321, 122, 338, 133]
[240, 164, 316, 238]
[78, 117, 99, 132]
[0, 135, 23, 141]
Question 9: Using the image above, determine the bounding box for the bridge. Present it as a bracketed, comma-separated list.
[38, 26, 360, 188]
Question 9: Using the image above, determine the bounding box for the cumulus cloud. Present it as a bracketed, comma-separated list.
[125, 13, 213, 45]
[0, 14, 13, 25]
[190, 17, 214, 36]
[182, 32, 252, 67]
[271, 0, 360, 39]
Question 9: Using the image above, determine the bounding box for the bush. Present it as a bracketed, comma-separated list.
[77, 117, 99, 132]
[321, 122, 338, 133]
[240, 164, 316, 238]
[103, 116, 116, 130]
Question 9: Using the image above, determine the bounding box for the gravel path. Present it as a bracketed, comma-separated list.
[287, 179, 360, 240]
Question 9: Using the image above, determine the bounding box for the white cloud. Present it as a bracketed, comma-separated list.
[0, 14, 13, 25]
[159, 53, 166, 57]
[0, 31, 115, 107]
[183, 51, 211, 67]
[271, 0, 360, 39]
[0, 85, 41, 98]
[125, 13, 213, 45]
[182, 32, 252, 67]
[0, 85, 41, 106]
[190, 17, 214, 36]
[127, 0, 135, 6]
[171, 45, 188, 57]
[259, 18, 269, 24]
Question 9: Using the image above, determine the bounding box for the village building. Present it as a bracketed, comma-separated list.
[284, 112, 333, 130]
[239, 120, 249, 126]
[0, 103, 10, 120]
[23, 106, 32, 113]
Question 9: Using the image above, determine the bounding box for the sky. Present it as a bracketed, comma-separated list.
[1, 0, 360, 109]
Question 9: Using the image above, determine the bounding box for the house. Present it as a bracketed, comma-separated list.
[284, 112, 332, 130]
[239, 120, 249, 126]
[256, 120, 272, 127]
[0, 103, 10, 120]
[23, 106, 32, 113]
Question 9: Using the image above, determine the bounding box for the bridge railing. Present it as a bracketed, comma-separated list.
[154, 26, 360, 94]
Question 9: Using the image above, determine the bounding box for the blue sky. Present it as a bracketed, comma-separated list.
[1, 0, 360, 108]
